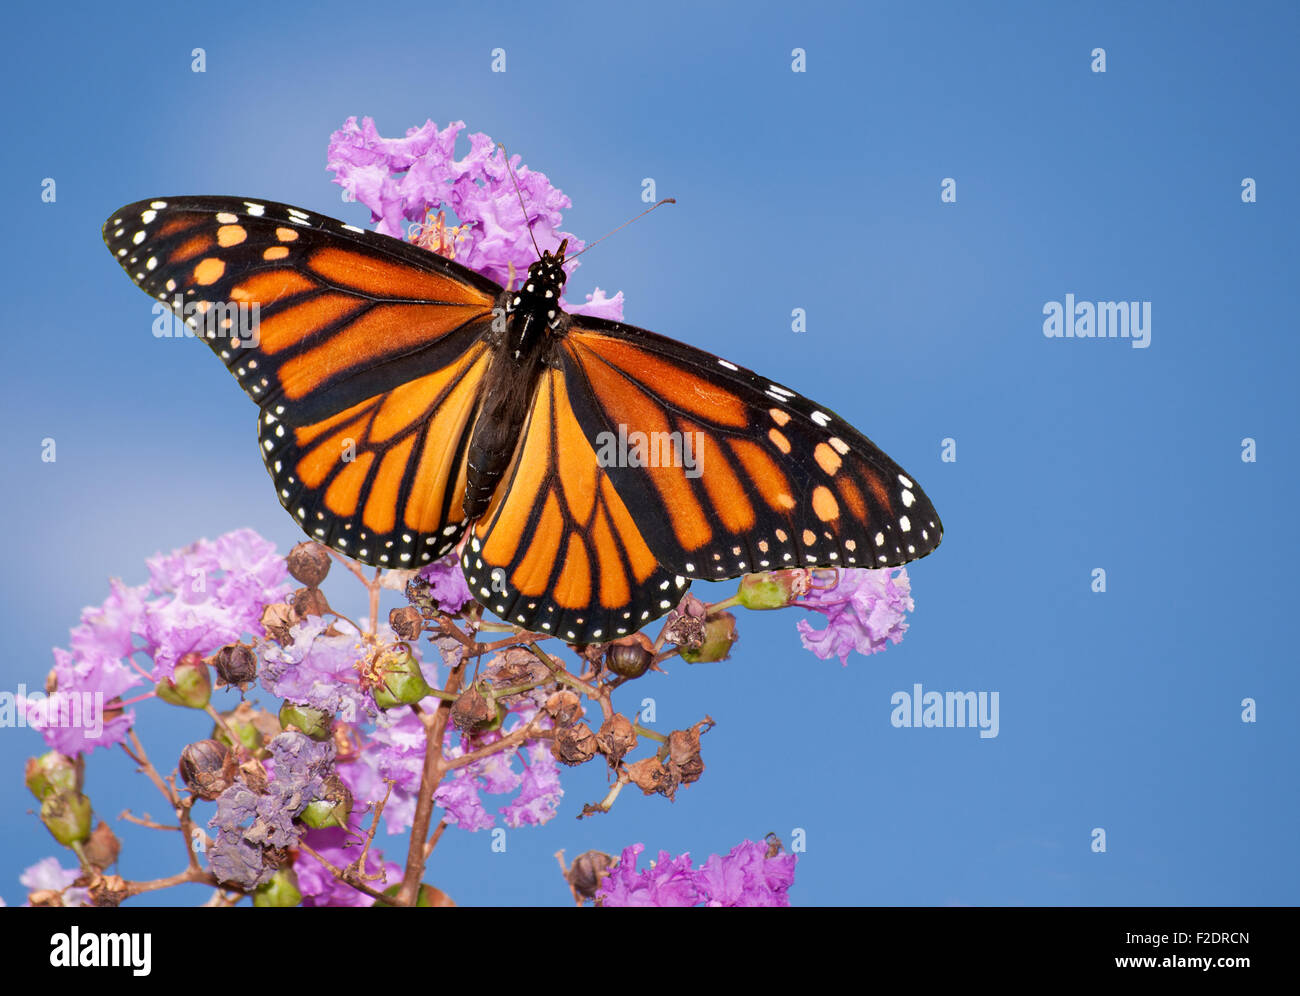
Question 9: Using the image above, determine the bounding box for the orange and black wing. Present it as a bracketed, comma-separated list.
[464, 365, 688, 642]
[556, 317, 943, 582]
[103, 196, 501, 565]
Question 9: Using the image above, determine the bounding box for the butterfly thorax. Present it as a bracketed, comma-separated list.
[463, 245, 570, 520]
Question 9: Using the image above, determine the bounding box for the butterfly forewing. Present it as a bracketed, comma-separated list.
[102, 196, 499, 425]
[103, 196, 503, 567]
[559, 318, 943, 581]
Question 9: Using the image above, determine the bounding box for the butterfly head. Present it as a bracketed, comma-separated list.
[523, 238, 569, 300]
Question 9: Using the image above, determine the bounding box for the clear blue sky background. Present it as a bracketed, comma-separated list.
[1, 0, 1296, 906]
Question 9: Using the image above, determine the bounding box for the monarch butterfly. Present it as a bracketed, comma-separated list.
[103, 196, 942, 643]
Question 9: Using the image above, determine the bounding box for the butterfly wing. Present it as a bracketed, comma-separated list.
[104, 196, 502, 565]
[557, 317, 943, 581]
[464, 365, 688, 642]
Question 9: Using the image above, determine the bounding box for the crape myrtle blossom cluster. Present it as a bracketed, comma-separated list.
[12, 119, 922, 907]
[326, 115, 624, 320]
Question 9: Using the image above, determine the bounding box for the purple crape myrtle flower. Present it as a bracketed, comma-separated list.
[19, 857, 88, 907]
[20, 529, 287, 756]
[295, 824, 401, 907]
[326, 116, 622, 320]
[209, 733, 337, 889]
[439, 706, 563, 832]
[566, 286, 624, 321]
[346, 695, 561, 834]
[597, 844, 700, 907]
[261, 616, 380, 724]
[430, 726, 519, 832]
[433, 775, 496, 833]
[20, 647, 140, 756]
[500, 737, 563, 828]
[597, 841, 798, 907]
[796, 567, 914, 665]
[323, 630, 446, 833]
[335, 635, 449, 834]
[342, 706, 427, 835]
[144, 528, 292, 679]
[21, 580, 150, 755]
[418, 554, 473, 612]
[693, 840, 797, 907]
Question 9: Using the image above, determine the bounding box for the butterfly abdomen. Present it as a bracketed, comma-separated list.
[464, 356, 542, 519]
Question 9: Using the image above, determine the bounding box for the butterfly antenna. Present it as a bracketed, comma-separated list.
[565, 198, 676, 262]
[498, 143, 543, 259]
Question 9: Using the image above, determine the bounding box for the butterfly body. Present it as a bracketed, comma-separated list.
[465, 243, 570, 519]
[104, 196, 943, 644]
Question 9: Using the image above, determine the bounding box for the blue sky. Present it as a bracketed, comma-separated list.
[1, 0, 1296, 905]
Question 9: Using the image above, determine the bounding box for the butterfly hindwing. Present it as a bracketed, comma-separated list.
[465, 365, 689, 642]
[559, 317, 943, 581]
[259, 338, 491, 567]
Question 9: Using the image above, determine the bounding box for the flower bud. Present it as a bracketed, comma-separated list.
[212, 643, 258, 688]
[252, 866, 303, 908]
[292, 586, 331, 620]
[213, 702, 281, 755]
[736, 569, 810, 610]
[86, 872, 129, 908]
[551, 722, 598, 766]
[299, 774, 353, 830]
[179, 739, 239, 800]
[261, 601, 296, 645]
[626, 757, 673, 796]
[403, 574, 435, 613]
[27, 888, 71, 908]
[678, 611, 738, 663]
[156, 651, 212, 709]
[543, 690, 584, 726]
[450, 684, 493, 731]
[25, 751, 81, 801]
[764, 832, 784, 859]
[239, 758, 269, 794]
[40, 790, 93, 846]
[662, 595, 707, 650]
[287, 541, 331, 586]
[605, 635, 653, 679]
[278, 701, 333, 741]
[389, 605, 424, 641]
[665, 724, 707, 785]
[566, 850, 616, 900]
[370, 645, 431, 710]
[594, 714, 638, 765]
[374, 882, 455, 907]
[82, 822, 121, 869]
